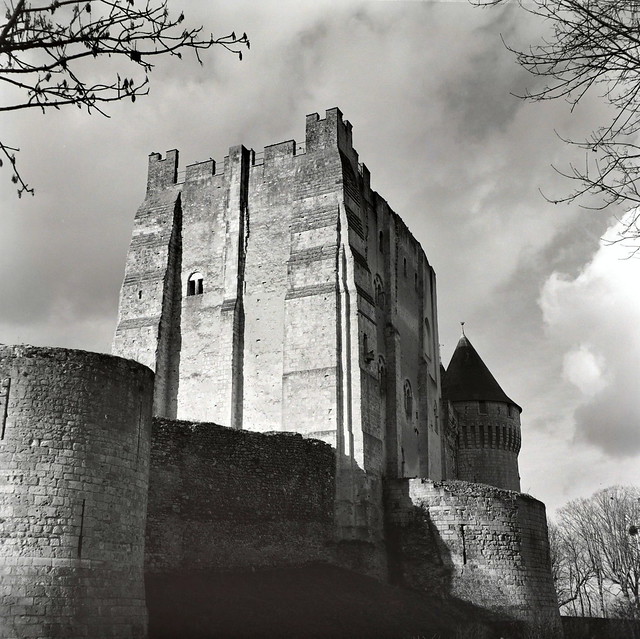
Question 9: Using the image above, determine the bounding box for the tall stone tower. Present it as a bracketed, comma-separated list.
[113, 108, 443, 481]
[113, 108, 444, 550]
[441, 332, 522, 491]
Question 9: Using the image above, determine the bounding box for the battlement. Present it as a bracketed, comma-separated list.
[305, 107, 357, 161]
[146, 108, 359, 193]
[147, 149, 179, 193]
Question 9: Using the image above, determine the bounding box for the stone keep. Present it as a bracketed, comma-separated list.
[113, 108, 442, 489]
[108, 107, 560, 631]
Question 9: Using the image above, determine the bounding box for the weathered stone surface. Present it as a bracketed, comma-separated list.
[0, 345, 153, 639]
[146, 417, 336, 573]
[385, 478, 563, 636]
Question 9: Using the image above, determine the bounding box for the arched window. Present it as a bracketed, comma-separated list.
[187, 271, 204, 296]
[424, 317, 432, 359]
[374, 275, 385, 308]
[404, 380, 413, 418]
[378, 357, 387, 394]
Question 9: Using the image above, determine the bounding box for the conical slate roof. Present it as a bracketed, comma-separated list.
[442, 335, 521, 412]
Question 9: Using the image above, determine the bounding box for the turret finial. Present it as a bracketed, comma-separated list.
[460, 321, 465, 337]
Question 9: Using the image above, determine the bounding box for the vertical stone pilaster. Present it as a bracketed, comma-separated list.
[221, 145, 250, 429]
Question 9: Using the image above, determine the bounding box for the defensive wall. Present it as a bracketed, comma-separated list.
[146, 418, 336, 574]
[0, 346, 153, 639]
[0, 345, 562, 637]
[385, 478, 563, 635]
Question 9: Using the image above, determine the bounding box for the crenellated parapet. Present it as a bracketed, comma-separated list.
[147, 149, 179, 193]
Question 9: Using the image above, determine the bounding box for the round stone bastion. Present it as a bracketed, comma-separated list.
[0, 345, 154, 639]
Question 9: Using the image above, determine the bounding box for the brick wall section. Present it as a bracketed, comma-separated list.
[0, 346, 153, 639]
[146, 418, 336, 573]
[385, 479, 563, 636]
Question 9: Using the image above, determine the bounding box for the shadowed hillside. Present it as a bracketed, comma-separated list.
[146, 563, 529, 639]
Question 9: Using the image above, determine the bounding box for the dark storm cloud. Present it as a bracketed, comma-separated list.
[575, 389, 640, 457]
[539, 219, 640, 461]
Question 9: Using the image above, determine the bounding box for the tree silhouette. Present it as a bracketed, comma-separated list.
[0, 0, 249, 196]
[550, 486, 640, 618]
[477, 0, 640, 244]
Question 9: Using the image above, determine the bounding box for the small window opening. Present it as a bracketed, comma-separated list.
[424, 317, 432, 359]
[478, 400, 488, 415]
[414, 272, 418, 289]
[404, 380, 413, 418]
[374, 275, 385, 308]
[403, 257, 407, 277]
[363, 334, 374, 363]
[187, 272, 204, 296]
[138, 290, 142, 300]
[378, 357, 387, 394]
[379, 230, 384, 253]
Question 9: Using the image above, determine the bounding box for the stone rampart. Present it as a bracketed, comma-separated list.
[385, 478, 563, 636]
[0, 346, 153, 639]
[146, 418, 336, 574]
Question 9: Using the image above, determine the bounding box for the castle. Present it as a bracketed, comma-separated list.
[0, 109, 561, 638]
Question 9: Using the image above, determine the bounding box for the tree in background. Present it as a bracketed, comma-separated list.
[550, 486, 640, 618]
[477, 0, 640, 244]
[0, 0, 249, 196]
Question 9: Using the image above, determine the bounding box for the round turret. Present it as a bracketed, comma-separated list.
[0, 346, 153, 638]
[442, 334, 521, 491]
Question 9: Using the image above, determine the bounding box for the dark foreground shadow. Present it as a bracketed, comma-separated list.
[561, 615, 640, 639]
[146, 562, 520, 639]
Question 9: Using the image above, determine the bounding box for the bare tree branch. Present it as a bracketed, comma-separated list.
[0, 0, 249, 197]
[550, 486, 640, 618]
[474, 0, 640, 243]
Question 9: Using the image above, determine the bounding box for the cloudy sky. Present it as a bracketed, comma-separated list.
[2, 0, 638, 513]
